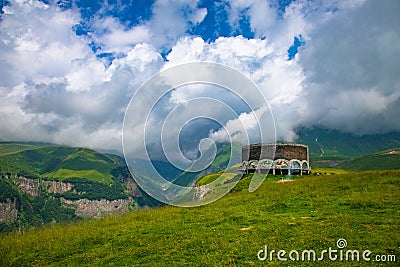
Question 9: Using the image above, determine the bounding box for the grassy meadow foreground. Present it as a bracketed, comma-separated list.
[1, 170, 399, 266]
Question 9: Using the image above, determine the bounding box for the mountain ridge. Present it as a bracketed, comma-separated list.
[0, 143, 157, 232]
[296, 127, 400, 158]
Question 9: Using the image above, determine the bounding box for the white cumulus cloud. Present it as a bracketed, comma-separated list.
[0, 0, 399, 157]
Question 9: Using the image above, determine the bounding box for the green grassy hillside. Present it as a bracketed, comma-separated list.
[0, 143, 120, 183]
[310, 156, 350, 169]
[0, 143, 41, 156]
[310, 148, 400, 172]
[338, 149, 400, 171]
[1, 170, 399, 266]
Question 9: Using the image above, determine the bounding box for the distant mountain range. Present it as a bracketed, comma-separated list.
[296, 127, 400, 158]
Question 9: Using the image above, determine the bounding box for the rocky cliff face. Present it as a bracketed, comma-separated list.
[10, 175, 73, 196]
[12, 176, 40, 196]
[193, 185, 211, 201]
[42, 179, 73, 194]
[0, 175, 141, 224]
[0, 199, 18, 223]
[61, 198, 135, 218]
[126, 177, 141, 196]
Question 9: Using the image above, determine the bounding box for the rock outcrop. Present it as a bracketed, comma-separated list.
[126, 177, 141, 196]
[0, 198, 18, 223]
[12, 176, 40, 196]
[0, 175, 141, 222]
[193, 185, 211, 201]
[41, 180, 73, 194]
[61, 198, 135, 218]
[10, 176, 73, 196]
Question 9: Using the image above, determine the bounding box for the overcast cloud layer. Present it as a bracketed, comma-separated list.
[0, 0, 399, 154]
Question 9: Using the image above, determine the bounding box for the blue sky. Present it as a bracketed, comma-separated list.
[64, 0, 302, 59]
[0, 0, 399, 154]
